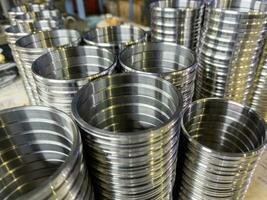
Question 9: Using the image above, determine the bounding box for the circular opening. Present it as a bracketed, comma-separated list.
[16, 13, 38, 21]
[151, 0, 202, 10]
[209, 0, 267, 12]
[182, 98, 266, 154]
[84, 25, 146, 47]
[9, 5, 27, 13]
[32, 46, 116, 80]
[0, 106, 78, 199]
[16, 29, 80, 49]
[5, 25, 28, 36]
[9, 4, 49, 13]
[5, 22, 62, 38]
[72, 73, 182, 133]
[34, 9, 61, 19]
[31, 20, 64, 30]
[120, 42, 195, 74]
[15, 10, 62, 21]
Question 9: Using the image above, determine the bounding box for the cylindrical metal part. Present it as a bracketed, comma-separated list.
[83, 25, 147, 55]
[249, 36, 267, 121]
[8, 4, 50, 25]
[119, 42, 196, 108]
[4, 22, 64, 104]
[15, 29, 81, 105]
[177, 98, 266, 199]
[71, 73, 183, 200]
[14, 0, 54, 8]
[32, 46, 117, 114]
[150, 0, 204, 51]
[0, 106, 94, 199]
[195, 0, 267, 104]
[15, 9, 64, 28]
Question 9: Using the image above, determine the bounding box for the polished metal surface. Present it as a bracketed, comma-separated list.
[15, 0, 54, 8]
[15, 29, 81, 105]
[150, 0, 204, 50]
[249, 36, 267, 121]
[119, 42, 196, 108]
[83, 25, 147, 55]
[32, 46, 117, 114]
[16, 9, 62, 21]
[4, 25, 36, 104]
[8, 4, 50, 25]
[195, 0, 267, 104]
[5, 3, 64, 105]
[177, 98, 267, 199]
[0, 106, 94, 200]
[72, 73, 183, 200]
[209, 0, 267, 10]
[4, 22, 64, 104]
[15, 9, 64, 29]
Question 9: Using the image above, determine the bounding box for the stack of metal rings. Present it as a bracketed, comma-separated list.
[195, 1, 267, 104]
[249, 36, 267, 121]
[0, 106, 94, 199]
[16, 0, 54, 8]
[177, 98, 266, 199]
[15, 29, 81, 105]
[4, 22, 64, 103]
[14, 9, 64, 29]
[83, 25, 147, 55]
[8, 3, 51, 25]
[72, 73, 183, 200]
[16, 9, 62, 21]
[5, 25, 32, 77]
[32, 46, 117, 114]
[150, 0, 203, 50]
[119, 42, 196, 108]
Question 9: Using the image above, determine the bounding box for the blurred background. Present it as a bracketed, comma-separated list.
[0, 0, 151, 35]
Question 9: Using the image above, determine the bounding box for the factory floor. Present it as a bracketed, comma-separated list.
[0, 78, 28, 109]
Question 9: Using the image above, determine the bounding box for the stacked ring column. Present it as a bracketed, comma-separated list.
[177, 98, 266, 199]
[72, 73, 183, 200]
[119, 42, 196, 108]
[15, 29, 81, 105]
[150, 0, 204, 51]
[83, 24, 147, 55]
[0, 106, 94, 199]
[195, 0, 267, 104]
[32, 46, 117, 114]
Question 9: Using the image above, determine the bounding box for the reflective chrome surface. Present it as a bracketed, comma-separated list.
[15, 0, 54, 8]
[83, 25, 147, 55]
[249, 36, 267, 121]
[0, 106, 94, 199]
[4, 22, 64, 104]
[177, 98, 266, 199]
[15, 9, 64, 29]
[8, 4, 50, 25]
[150, 0, 204, 50]
[16, 9, 62, 21]
[72, 73, 183, 200]
[15, 29, 81, 105]
[209, 0, 267, 10]
[195, 0, 267, 104]
[119, 42, 196, 108]
[32, 46, 117, 114]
